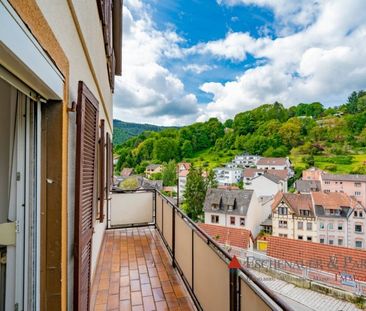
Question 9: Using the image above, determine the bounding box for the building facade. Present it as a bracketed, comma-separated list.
[214, 167, 243, 185]
[0, 1, 122, 310]
[231, 154, 261, 168]
[246, 173, 287, 196]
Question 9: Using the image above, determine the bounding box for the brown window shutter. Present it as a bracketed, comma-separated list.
[74, 81, 99, 311]
[106, 133, 111, 198]
[99, 119, 105, 222]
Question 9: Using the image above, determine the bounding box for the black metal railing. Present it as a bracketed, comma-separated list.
[108, 189, 294, 311]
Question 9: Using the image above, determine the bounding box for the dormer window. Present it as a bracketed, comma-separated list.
[278, 206, 288, 215]
[300, 210, 310, 216]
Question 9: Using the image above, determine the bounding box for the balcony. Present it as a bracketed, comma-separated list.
[91, 189, 293, 311]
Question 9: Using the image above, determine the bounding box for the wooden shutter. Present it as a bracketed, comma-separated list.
[99, 119, 105, 222]
[106, 133, 113, 198]
[74, 81, 99, 311]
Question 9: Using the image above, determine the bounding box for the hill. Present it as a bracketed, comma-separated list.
[114, 90, 366, 176]
[113, 119, 178, 145]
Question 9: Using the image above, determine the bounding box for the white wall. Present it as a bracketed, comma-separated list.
[246, 176, 282, 197]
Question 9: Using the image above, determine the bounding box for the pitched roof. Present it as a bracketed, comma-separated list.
[178, 162, 191, 170]
[295, 180, 321, 193]
[257, 157, 288, 166]
[322, 173, 366, 182]
[204, 188, 254, 216]
[272, 192, 314, 216]
[146, 164, 162, 171]
[252, 173, 282, 184]
[198, 223, 252, 249]
[312, 191, 357, 210]
[179, 170, 189, 177]
[243, 168, 288, 180]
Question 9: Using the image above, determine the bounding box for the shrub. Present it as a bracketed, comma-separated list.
[324, 164, 337, 171]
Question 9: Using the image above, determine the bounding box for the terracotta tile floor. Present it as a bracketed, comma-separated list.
[90, 227, 196, 311]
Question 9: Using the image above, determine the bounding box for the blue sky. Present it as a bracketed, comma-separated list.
[114, 0, 366, 125]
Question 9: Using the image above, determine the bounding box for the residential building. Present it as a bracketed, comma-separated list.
[0, 0, 122, 309]
[348, 203, 366, 249]
[272, 192, 318, 242]
[295, 179, 321, 193]
[198, 223, 254, 251]
[320, 173, 366, 206]
[214, 167, 243, 185]
[177, 162, 191, 201]
[256, 157, 294, 177]
[243, 168, 288, 185]
[203, 188, 263, 236]
[302, 167, 324, 180]
[313, 191, 357, 248]
[120, 167, 134, 177]
[246, 173, 288, 196]
[145, 163, 163, 178]
[231, 154, 261, 168]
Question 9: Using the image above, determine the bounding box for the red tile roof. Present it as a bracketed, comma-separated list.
[243, 168, 288, 180]
[179, 170, 189, 177]
[267, 236, 366, 281]
[178, 162, 191, 170]
[312, 191, 358, 210]
[272, 192, 314, 216]
[198, 223, 253, 249]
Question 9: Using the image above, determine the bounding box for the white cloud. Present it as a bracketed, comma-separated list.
[182, 64, 216, 74]
[114, 2, 198, 125]
[197, 0, 366, 121]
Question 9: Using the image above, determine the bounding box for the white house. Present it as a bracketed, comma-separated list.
[177, 162, 191, 201]
[232, 154, 261, 168]
[347, 204, 366, 249]
[256, 157, 293, 177]
[246, 173, 287, 196]
[203, 188, 264, 237]
[214, 167, 243, 185]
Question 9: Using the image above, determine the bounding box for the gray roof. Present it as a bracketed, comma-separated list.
[204, 188, 254, 216]
[322, 174, 366, 182]
[314, 205, 350, 218]
[260, 217, 272, 227]
[146, 164, 161, 170]
[295, 180, 321, 193]
[141, 178, 163, 190]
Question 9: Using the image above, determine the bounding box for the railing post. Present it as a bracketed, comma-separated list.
[172, 204, 176, 268]
[154, 190, 157, 228]
[229, 256, 241, 311]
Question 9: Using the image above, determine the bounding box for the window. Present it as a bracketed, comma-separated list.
[338, 239, 343, 246]
[211, 215, 219, 224]
[355, 224, 363, 233]
[230, 216, 235, 225]
[355, 182, 361, 187]
[278, 206, 288, 215]
[320, 222, 325, 230]
[240, 217, 245, 226]
[300, 210, 310, 216]
[361, 211, 364, 218]
[325, 181, 330, 185]
[279, 233, 288, 238]
[328, 223, 334, 230]
[306, 222, 312, 231]
[355, 191, 361, 196]
[329, 239, 334, 245]
[279, 220, 288, 228]
[298, 235, 303, 240]
[324, 190, 330, 193]
[297, 222, 303, 230]
[338, 223, 343, 231]
[355, 240, 363, 248]
[354, 211, 358, 217]
[307, 237, 312, 241]
[320, 238, 325, 244]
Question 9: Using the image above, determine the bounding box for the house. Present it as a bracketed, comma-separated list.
[320, 173, 366, 206]
[348, 203, 366, 249]
[145, 164, 163, 178]
[256, 157, 293, 177]
[198, 223, 254, 251]
[295, 179, 321, 193]
[246, 173, 287, 196]
[231, 154, 261, 168]
[120, 167, 134, 177]
[214, 167, 243, 185]
[177, 162, 191, 200]
[0, 0, 122, 309]
[203, 188, 263, 236]
[302, 167, 324, 180]
[272, 192, 318, 242]
[313, 192, 359, 248]
[243, 168, 288, 185]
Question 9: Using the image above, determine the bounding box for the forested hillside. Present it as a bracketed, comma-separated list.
[115, 91, 366, 176]
[113, 119, 178, 145]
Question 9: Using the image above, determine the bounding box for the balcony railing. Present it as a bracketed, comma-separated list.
[108, 189, 294, 311]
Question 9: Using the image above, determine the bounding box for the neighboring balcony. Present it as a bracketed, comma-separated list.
[91, 189, 293, 311]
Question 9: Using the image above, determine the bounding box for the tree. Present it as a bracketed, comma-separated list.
[181, 140, 193, 158]
[153, 137, 179, 162]
[162, 160, 177, 186]
[279, 118, 302, 147]
[183, 166, 207, 221]
[206, 169, 218, 189]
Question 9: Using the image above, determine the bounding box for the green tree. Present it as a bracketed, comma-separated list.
[162, 160, 177, 186]
[206, 169, 218, 189]
[153, 137, 179, 162]
[183, 166, 207, 221]
[181, 140, 193, 158]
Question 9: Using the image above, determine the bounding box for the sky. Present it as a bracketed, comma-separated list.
[114, 0, 366, 126]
